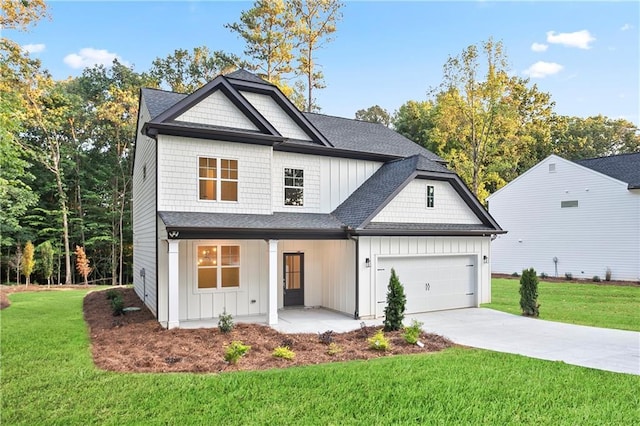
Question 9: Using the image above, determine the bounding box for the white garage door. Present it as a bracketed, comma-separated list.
[375, 255, 477, 317]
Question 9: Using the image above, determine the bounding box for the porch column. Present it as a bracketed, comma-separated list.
[268, 239, 279, 325]
[167, 239, 180, 329]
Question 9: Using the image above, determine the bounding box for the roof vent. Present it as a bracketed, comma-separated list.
[549, 163, 556, 173]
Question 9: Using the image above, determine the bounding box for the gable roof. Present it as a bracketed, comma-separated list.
[138, 70, 444, 163]
[575, 152, 640, 189]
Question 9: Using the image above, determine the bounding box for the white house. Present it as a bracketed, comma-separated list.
[132, 70, 504, 329]
[487, 153, 640, 282]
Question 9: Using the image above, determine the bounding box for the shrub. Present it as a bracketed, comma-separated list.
[593, 275, 601, 282]
[326, 342, 342, 356]
[403, 319, 424, 345]
[605, 268, 612, 282]
[218, 310, 234, 333]
[318, 330, 334, 345]
[111, 294, 124, 316]
[368, 330, 390, 351]
[105, 289, 119, 300]
[224, 341, 250, 365]
[383, 268, 406, 332]
[539, 272, 548, 279]
[519, 268, 540, 317]
[564, 272, 573, 281]
[280, 338, 294, 348]
[272, 346, 295, 360]
[511, 272, 520, 277]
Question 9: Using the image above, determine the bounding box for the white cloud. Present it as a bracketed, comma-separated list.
[523, 61, 564, 78]
[546, 30, 595, 49]
[22, 43, 45, 54]
[531, 42, 548, 52]
[63, 48, 125, 69]
[620, 23, 632, 31]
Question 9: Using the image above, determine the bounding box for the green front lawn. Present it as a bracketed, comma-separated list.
[2, 289, 639, 425]
[484, 278, 640, 331]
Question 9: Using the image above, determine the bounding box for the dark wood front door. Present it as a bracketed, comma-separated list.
[283, 253, 304, 306]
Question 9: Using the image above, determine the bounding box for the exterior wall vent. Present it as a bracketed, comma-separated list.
[549, 163, 556, 173]
[561, 200, 578, 208]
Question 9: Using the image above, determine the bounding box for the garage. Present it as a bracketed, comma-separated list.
[375, 255, 477, 317]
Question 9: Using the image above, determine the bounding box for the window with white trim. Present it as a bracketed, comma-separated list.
[197, 245, 240, 289]
[426, 185, 435, 208]
[284, 168, 304, 206]
[198, 157, 238, 201]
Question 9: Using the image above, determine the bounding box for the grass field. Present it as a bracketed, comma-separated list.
[1, 289, 638, 425]
[484, 278, 640, 331]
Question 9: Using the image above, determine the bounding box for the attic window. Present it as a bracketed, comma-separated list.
[549, 163, 556, 173]
[561, 200, 578, 208]
[143, 164, 147, 181]
[426, 185, 435, 208]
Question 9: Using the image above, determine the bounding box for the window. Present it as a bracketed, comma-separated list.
[142, 164, 147, 181]
[426, 185, 435, 208]
[199, 157, 237, 201]
[561, 200, 578, 208]
[197, 245, 240, 289]
[284, 168, 304, 206]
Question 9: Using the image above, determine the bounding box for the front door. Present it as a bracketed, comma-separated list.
[283, 253, 304, 306]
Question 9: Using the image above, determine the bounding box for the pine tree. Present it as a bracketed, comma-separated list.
[383, 268, 406, 331]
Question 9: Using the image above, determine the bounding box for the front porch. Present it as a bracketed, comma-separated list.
[178, 307, 383, 333]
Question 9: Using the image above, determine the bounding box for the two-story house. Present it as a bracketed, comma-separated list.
[133, 70, 504, 329]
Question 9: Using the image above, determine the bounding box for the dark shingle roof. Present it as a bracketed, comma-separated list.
[575, 152, 640, 189]
[226, 69, 271, 84]
[303, 113, 443, 162]
[159, 211, 344, 230]
[141, 88, 187, 119]
[332, 156, 419, 228]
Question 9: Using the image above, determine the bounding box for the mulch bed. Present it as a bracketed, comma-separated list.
[83, 288, 454, 373]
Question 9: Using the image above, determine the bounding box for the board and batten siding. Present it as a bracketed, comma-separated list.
[157, 135, 272, 214]
[272, 152, 382, 213]
[357, 236, 491, 319]
[488, 155, 640, 281]
[372, 179, 481, 224]
[175, 90, 259, 131]
[132, 98, 158, 315]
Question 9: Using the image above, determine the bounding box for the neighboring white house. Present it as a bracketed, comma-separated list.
[487, 153, 640, 282]
[132, 70, 504, 329]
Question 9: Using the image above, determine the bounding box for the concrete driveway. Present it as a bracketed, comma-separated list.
[275, 307, 640, 375]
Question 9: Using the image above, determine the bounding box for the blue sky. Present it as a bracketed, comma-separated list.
[6, 1, 639, 125]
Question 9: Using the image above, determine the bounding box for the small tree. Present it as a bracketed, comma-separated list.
[383, 268, 406, 331]
[74, 245, 92, 286]
[21, 241, 35, 286]
[519, 268, 540, 317]
[38, 241, 54, 287]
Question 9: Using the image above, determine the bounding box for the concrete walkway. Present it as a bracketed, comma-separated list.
[274, 307, 640, 375]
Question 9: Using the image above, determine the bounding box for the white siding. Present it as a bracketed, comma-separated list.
[357, 236, 491, 318]
[178, 240, 268, 320]
[175, 90, 259, 131]
[157, 135, 272, 214]
[372, 179, 481, 224]
[132, 98, 158, 315]
[320, 157, 382, 212]
[488, 155, 640, 281]
[240, 91, 311, 140]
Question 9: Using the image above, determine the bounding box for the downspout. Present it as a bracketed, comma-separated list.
[347, 231, 360, 320]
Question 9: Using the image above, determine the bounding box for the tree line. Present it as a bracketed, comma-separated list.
[2, 1, 638, 285]
[356, 39, 640, 201]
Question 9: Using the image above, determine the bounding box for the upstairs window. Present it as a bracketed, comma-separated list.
[284, 168, 304, 206]
[199, 157, 237, 201]
[427, 185, 435, 208]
